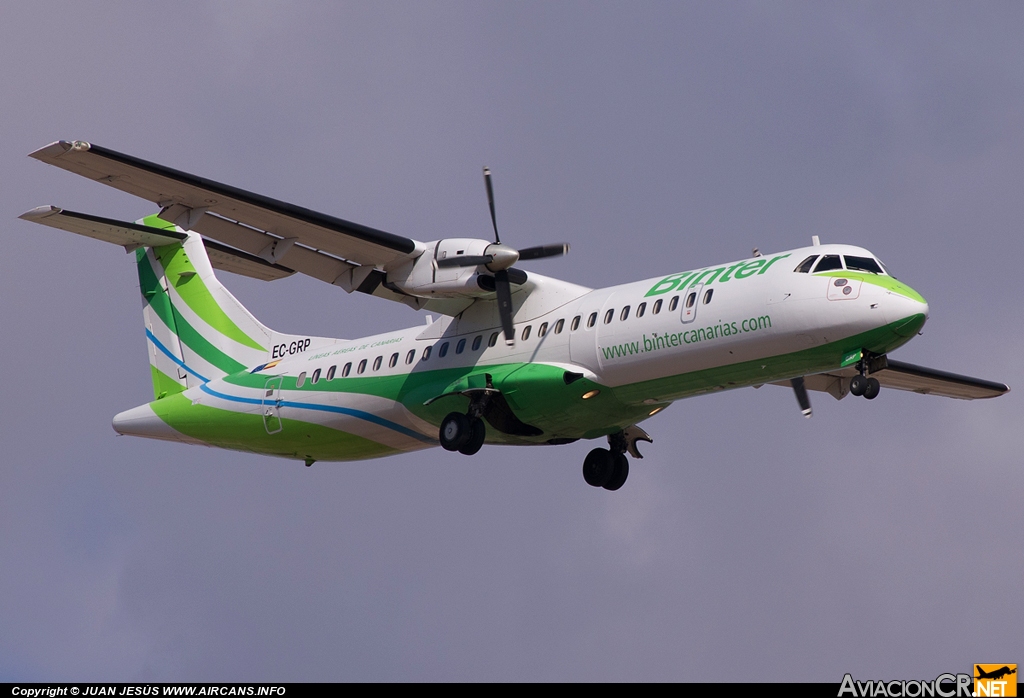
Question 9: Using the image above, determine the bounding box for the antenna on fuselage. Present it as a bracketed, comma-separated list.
[811, 235, 821, 246]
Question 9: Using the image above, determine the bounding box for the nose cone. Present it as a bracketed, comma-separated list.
[112, 403, 184, 442]
[883, 282, 929, 337]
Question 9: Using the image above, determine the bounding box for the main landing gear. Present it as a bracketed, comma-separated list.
[582, 426, 653, 491]
[583, 448, 629, 491]
[439, 411, 487, 456]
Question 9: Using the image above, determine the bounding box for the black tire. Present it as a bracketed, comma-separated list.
[603, 453, 629, 491]
[458, 418, 486, 456]
[439, 412, 471, 451]
[849, 374, 867, 397]
[863, 377, 880, 400]
[582, 448, 615, 487]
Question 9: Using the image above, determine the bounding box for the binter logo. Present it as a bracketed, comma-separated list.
[645, 254, 791, 297]
[975, 664, 1017, 697]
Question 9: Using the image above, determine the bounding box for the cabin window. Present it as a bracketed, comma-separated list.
[685, 292, 696, 309]
[488, 332, 499, 348]
[472, 335, 482, 351]
[372, 356, 382, 371]
[669, 296, 679, 312]
[844, 256, 884, 274]
[653, 299, 662, 314]
[456, 338, 466, 354]
[813, 255, 843, 273]
[311, 368, 321, 384]
[571, 316, 581, 331]
[439, 342, 449, 358]
[326, 365, 336, 381]
[422, 346, 432, 361]
[342, 362, 352, 377]
[389, 353, 399, 368]
[538, 322, 548, 337]
[296, 371, 306, 387]
[637, 302, 646, 318]
[794, 255, 818, 273]
[522, 325, 531, 341]
[604, 309, 614, 324]
[357, 359, 367, 374]
[587, 312, 598, 328]
[620, 306, 630, 321]
[406, 350, 415, 364]
[703, 289, 714, 304]
[554, 319, 565, 334]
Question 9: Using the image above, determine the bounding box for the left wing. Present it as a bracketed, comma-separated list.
[27, 140, 478, 314]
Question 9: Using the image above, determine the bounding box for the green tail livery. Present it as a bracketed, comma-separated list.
[21, 140, 1009, 490]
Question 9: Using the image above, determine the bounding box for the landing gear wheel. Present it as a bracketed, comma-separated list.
[439, 412, 471, 451]
[458, 418, 486, 456]
[863, 377, 881, 400]
[849, 374, 867, 397]
[603, 453, 629, 491]
[582, 448, 615, 487]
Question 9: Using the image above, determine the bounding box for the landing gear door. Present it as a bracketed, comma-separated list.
[680, 283, 703, 324]
[262, 376, 283, 434]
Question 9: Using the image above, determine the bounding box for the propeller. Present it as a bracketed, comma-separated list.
[790, 376, 812, 418]
[438, 167, 570, 344]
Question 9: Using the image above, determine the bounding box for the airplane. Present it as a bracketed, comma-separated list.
[21, 139, 1009, 491]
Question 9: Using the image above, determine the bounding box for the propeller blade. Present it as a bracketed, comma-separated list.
[494, 269, 515, 345]
[790, 376, 812, 418]
[518, 243, 570, 261]
[483, 166, 500, 243]
[436, 255, 493, 268]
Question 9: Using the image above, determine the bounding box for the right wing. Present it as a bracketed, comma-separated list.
[870, 359, 1008, 400]
[773, 358, 1008, 400]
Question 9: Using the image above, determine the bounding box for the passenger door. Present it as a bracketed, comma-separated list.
[262, 376, 283, 434]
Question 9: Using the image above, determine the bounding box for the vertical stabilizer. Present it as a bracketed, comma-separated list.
[135, 216, 275, 393]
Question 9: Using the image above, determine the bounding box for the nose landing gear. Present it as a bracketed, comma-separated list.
[849, 362, 881, 400]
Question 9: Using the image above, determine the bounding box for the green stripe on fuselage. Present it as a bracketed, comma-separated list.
[149, 393, 400, 461]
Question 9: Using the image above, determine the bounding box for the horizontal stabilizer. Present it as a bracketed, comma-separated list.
[21, 205, 185, 247]
[20, 206, 295, 282]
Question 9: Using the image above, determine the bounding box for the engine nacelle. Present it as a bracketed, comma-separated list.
[387, 238, 524, 299]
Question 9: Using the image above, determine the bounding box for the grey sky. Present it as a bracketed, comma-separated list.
[1, 2, 1021, 681]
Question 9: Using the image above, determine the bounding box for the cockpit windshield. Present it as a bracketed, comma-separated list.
[812, 255, 843, 273]
[844, 256, 884, 274]
[794, 252, 892, 276]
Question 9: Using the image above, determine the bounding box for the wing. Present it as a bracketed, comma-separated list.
[20, 206, 294, 282]
[773, 359, 1008, 400]
[27, 140, 479, 314]
[872, 359, 1008, 399]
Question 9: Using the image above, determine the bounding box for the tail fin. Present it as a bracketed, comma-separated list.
[135, 215, 291, 398]
[20, 206, 325, 400]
